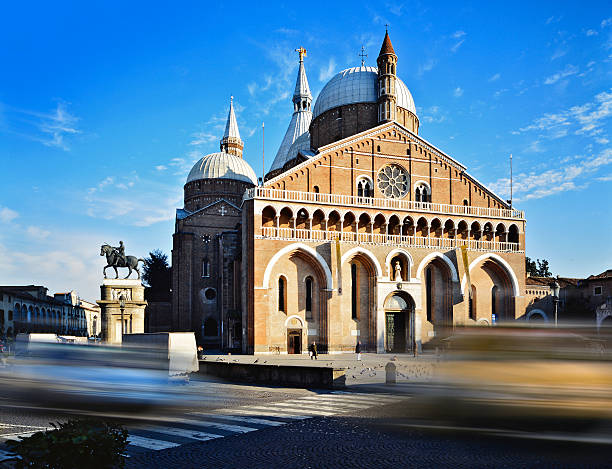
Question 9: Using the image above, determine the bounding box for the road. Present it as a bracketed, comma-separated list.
[1, 377, 611, 468]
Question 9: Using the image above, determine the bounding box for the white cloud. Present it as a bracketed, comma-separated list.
[515, 88, 612, 141]
[420, 105, 447, 124]
[155, 165, 167, 171]
[544, 64, 579, 85]
[418, 58, 436, 76]
[319, 58, 336, 82]
[26, 226, 50, 240]
[546, 16, 561, 25]
[488, 148, 612, 201]
[453, 87, 464, 97]
[586, 29, 598, 36]
[488, 73, 501, 82]
[190, 130, 217, 146]
[450, 39, 465, 53]
[0, 206, 18, 223]
[452, 30, 466, 39]
[551, 49, 567, 60]
[602, 18, 612, 28]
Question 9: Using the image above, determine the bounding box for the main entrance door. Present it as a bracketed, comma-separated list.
[287, 329, 302, 354]
[384, 292, 415, 353]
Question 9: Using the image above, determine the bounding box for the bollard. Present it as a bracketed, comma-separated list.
[385, 362, 396, 384]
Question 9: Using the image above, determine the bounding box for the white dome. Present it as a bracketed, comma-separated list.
[187, 152, 257, 185]
[312, 66, 416, 118]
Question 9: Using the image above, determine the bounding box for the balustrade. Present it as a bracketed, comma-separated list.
[259, 227, 521, 253]
[245, 187, 524, 220]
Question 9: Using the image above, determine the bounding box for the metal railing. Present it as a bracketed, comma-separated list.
[259, 227, 522, 253]
[245, 187, 524, 220]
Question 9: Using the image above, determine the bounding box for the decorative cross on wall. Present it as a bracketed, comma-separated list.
[219, 205, 227, 216]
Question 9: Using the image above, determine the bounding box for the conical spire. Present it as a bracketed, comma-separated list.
[220, 96, 244, 157]
[267, 48, 313, 178]
[379, 30, 395, 56]
[293, 47, 312, 103]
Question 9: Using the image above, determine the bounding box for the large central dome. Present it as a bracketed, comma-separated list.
[187, 152, 257, 185]
[312, 66, 416, 118]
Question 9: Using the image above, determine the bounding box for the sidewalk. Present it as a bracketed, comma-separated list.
[200, 353, 438, 387]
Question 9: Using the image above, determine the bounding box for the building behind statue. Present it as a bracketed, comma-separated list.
[172, 33, 529, 353]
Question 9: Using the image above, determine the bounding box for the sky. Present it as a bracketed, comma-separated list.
[0, 1, 610, 301]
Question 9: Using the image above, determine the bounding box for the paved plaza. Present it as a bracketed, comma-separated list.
[201, 352, 437, 386]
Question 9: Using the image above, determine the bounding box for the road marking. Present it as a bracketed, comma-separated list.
[191, 414, 286, 426]
[258, 402, 338, 416]
[0, 449, 18, 463]
[295, 397, 372, 409]
[220, 408, 309, 419]
[127, 435, 181, 450]
[137, 426, 223, 442]
[170, 418, 258, 434]
[0, 431, 37, 441]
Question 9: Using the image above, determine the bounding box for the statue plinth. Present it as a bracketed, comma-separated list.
[97, 279, 147, 344]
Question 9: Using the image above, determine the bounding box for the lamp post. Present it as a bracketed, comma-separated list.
[119, 294, 126, 340]
[550, 280, 560, 327]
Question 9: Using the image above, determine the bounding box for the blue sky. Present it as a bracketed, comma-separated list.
[1, 1, 610, 301]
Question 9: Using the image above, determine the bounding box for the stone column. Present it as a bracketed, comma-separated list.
[97, 279, 147, 344]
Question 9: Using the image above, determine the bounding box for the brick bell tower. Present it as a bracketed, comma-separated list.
[377, 29, 398, 124]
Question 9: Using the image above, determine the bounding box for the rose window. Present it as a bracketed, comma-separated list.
[377, 164, 409, 198]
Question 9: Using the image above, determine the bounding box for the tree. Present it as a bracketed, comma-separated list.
[526, 257, 538, 276]
[143, 250, 171, 301]
[525, 256, 553, 277]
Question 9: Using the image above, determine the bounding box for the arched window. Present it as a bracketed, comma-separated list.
[305, 277, 313, 318]
[414, 182, 430, 203]
[351, 263, 358, 319]
[356, 177, 373, 198]
[491, 285, 498, 322]
[204, 317, 218, 336]
[202, 259, 210, 278]
[426, 267, 433, 322]
[463, 199, 469, 206]
[313, 186, 319, 193]
[278, 276, 286, 313]
[469, 285, 477, 320]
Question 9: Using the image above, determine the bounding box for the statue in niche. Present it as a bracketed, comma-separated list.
[394, 260, 403, 282]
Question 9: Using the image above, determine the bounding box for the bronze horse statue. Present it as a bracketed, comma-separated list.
[100, 244, 145, 279]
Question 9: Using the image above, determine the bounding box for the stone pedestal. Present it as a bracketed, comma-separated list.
[97, 279, 147, 344]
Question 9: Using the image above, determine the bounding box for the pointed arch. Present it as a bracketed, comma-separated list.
[460, 253, 520, 297]
[341, 247, 383, 277]
[385, 249, 414, 279]
[262, 243, 333, 290]
[416, 252, 459, 282]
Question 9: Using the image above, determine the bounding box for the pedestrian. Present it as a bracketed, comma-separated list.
[311, 341, 318, 360]
[197, 345, 204, 360]
[355, 340, 361, 361]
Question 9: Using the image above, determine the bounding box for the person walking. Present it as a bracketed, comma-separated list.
[355, 340, 362, 361]
[310, 341, 318, 360]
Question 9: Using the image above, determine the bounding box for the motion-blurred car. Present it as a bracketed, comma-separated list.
[0, 340, 197, 414]
[404, 325, 612, 437]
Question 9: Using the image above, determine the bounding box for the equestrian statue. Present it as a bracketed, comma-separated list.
[100, 241, 145, 279]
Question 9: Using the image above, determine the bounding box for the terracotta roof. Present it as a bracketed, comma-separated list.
[525, 276, 580, 288]
[586, 269, 612, 280]
[379, 31, 395, 56]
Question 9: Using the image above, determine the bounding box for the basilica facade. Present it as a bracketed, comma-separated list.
[172, 32, 526, 354]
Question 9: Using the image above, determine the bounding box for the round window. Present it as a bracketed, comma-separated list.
[377, 164, 409, 198]
[205, 288, 216, 300]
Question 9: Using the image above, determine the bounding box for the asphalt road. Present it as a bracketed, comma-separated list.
[125, 397, 612, 469]
[1, 378, 611, 469]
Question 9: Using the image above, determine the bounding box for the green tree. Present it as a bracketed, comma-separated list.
[143, 249, 171, 301]
[525, 257, 553, 277]
[526, 257, 538, 276]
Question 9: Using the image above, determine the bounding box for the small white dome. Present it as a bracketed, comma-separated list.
[187, 152, 257, 185]
[312, 66, 416, 118]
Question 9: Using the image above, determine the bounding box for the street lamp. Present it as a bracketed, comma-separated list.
[550, 280, 560, 327]
[119, 293, 126, 340]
